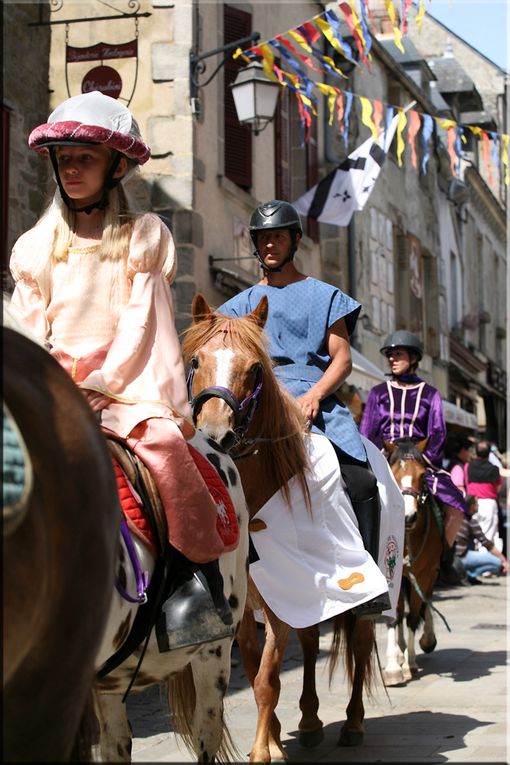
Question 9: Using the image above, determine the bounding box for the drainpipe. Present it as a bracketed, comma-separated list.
[347, 217, 361, 350]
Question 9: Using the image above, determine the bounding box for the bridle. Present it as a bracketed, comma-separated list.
[187, 360, 264, 442]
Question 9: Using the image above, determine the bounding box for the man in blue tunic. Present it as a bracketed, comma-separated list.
[217, 199, 389, 617]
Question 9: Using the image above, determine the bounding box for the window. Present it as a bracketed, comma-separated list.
[224, 4, 252, 189]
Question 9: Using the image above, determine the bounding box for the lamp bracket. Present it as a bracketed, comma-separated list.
[190, 32, 260, 103]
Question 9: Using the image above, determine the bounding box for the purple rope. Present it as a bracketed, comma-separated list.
[115, 517, 149, 604]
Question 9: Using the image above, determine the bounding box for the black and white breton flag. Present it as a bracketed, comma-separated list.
[293, 114, 399, 226]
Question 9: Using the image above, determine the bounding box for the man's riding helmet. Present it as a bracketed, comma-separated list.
[380, 330, 423, 361]
[28, 91, 150, 214]
[249, 200, 303, 272]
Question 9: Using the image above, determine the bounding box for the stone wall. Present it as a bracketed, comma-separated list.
[3, 1, 51, 284]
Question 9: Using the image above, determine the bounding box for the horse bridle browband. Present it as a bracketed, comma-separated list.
[187, 361, 263, 435]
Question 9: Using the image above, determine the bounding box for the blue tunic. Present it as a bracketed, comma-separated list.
[218, 279, 366, 461]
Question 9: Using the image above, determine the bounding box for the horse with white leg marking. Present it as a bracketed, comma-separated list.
[182, 294, 404, 762]
[382, 438, 444, 686]
[92, 427, 249, 762]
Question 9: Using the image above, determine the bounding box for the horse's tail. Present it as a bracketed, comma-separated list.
[167, 663, 241, 762]
[327, 613, 377, 696]
[69, 688, 99, 762]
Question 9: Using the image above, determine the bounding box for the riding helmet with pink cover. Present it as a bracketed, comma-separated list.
[28, 91, 150, 164]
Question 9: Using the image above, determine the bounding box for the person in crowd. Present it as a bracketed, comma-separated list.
[216, 199, 390, 617]
[465, 440, 503, 550]
[446, 434, 473, 496]
[8, 90, 233, 651]
[454, 494, 507, 583]
[359, 330, 467, 551]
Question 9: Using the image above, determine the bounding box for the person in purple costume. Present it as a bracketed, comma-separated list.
[359, 330, 467, 548]
[217, 199, 390, 617]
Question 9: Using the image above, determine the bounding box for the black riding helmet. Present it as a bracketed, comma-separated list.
[249, 200, 303, 272]
[380, 330, 423, 361]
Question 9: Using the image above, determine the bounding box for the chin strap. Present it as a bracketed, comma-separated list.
[49, 149, 123, 215]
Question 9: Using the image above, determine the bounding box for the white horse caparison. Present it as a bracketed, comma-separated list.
[92, 430, 249, 763]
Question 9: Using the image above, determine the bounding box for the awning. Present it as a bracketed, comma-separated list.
[347, 348, 386, 397]
[441, 400, 478, 430]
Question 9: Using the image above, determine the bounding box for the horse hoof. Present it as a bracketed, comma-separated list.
[382, 669, 407, 686]
[419, 636, 437, 654]
[299, 727, 324, 748]
[338, 729, 364, 747]
[410, 666, 420, 677]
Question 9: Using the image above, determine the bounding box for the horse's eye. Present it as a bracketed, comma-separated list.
[191, 357, 199, 369]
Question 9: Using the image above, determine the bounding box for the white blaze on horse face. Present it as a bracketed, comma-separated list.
[400, 473, 418, 517]
[213, 347, 236, 389]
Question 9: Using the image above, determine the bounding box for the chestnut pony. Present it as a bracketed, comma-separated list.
[382, 438, 444, 686]
[3, 317, 120, 761]
[182, 293, 378, 762]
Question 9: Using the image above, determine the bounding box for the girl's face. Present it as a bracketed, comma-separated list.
[55, 145, 126, 207]
[386, 346, 412, 376]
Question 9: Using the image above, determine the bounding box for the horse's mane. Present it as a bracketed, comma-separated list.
[389, 438, 426, 466]
[182, 312, 311, 507]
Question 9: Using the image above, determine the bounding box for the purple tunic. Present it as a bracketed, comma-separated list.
[360, 379, 467, 514]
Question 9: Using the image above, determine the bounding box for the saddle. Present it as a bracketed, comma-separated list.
[107, 438, 164, 559]
[106, 436, 240, 558]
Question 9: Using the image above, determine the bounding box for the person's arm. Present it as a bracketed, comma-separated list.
[423, 389, 447, 466]
[296, 317, 351, 422]
[9, 239, 50, 345]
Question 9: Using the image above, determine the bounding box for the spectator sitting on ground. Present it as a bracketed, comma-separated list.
[454, 494, 508, 584]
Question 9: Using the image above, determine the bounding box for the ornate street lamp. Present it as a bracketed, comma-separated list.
[230, 62, 280, 135]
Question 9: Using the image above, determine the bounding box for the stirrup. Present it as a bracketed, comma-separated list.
[155, 569, 234, 652]
[351, 591, 391, 619]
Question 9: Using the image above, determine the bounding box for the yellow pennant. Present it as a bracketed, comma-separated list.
[502, 134, 509, 185]
[415, 0, 425, 29]
[322, 53, 348, 79]
[287, 28, 313, 54]
[385, 0, 396, 25]
[436, 117, 457, 131]
[396, 108, 407, 167]
[393, 24, 405, 54]
[348, 0, 369, 56]
[317, 83, 340, 125]
[469, 125, 483, 138]
[258, 43, 281, 83]
[233, 48, 252, 64]
[315, 17, 351, 61]
[360, 96, 378, 141]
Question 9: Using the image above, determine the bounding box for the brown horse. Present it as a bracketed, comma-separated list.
[182, 293, 378, 762]
[3, 319, 120, 761]
[382, 438, 443, 686]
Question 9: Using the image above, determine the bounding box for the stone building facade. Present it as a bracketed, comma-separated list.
[2, 1, 51, 284]
[3, 0, 507, 447]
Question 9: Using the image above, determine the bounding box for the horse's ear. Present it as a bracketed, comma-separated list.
[384, 440, 397, 454]
[192, 293, 214, 323]
[415, 437, 429, 453]
[247, 295, 269, 328]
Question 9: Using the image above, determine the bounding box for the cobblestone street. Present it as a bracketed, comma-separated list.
[127, 577, 508, 763]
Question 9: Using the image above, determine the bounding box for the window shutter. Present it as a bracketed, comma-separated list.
[275, 80, 290, 200]
[306, 118, 319, 242]
[224, 4, 252, 190]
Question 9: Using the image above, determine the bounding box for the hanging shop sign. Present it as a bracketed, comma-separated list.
[65, 30, 139, 106]
[81, 65, 122, 98]
[66, 40, 138, 63]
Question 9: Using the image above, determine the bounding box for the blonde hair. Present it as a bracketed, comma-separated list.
[50, 182, 135, 262]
